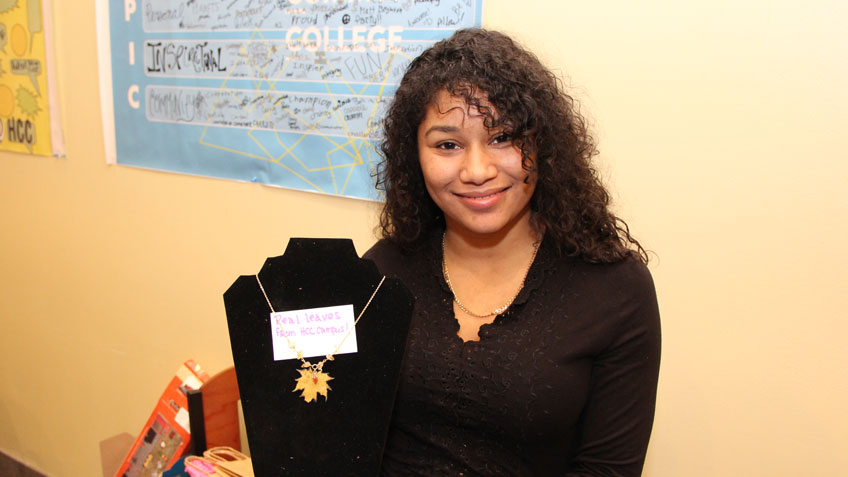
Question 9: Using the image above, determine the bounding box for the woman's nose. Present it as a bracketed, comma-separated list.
[459, 144, 497, 184]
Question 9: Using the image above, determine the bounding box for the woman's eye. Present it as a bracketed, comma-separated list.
[436, 141, 460, 150]
[492, 132, 513, 145]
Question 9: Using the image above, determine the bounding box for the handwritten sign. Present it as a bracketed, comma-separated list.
[100, 0, 483, 200]
[270, 304, 357, 361]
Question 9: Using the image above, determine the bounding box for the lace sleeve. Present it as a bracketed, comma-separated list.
[566, 261, 662, 476]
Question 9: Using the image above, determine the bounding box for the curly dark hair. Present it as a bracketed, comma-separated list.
[376, 28, 647, 264]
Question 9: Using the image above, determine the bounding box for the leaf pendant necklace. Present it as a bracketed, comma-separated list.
[256, 274, 385, 403]
[294, 368, 333, 404]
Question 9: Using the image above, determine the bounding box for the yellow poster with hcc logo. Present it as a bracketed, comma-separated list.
[0, 0, 63, 156]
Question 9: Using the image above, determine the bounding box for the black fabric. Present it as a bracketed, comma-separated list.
[223, 238, 414, 476]
[365, 232, 661, 476]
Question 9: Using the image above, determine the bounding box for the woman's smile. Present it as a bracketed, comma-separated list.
[455, 186, 511, 209]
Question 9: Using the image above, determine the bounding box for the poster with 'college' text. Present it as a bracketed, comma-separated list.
[97, 0, 483, 200]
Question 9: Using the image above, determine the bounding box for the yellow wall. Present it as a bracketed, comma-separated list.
[1, 1, 846, 475]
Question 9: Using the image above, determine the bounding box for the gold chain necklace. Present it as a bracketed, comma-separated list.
[256, 274, 386, 403]
[442, 233, 540, 318]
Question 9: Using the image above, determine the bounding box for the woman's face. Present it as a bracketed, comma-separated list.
[417, 90, 537, 240]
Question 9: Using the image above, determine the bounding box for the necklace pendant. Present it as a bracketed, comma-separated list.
[293, 368, 333, 403]
[256, 275, 386, 404]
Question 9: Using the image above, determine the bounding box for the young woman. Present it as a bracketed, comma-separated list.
[366, 28, 661, 476]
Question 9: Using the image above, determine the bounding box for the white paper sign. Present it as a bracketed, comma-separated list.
[270, 304, 357, 361]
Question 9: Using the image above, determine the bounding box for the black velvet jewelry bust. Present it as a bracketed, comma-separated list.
[223, 238, 414, 475]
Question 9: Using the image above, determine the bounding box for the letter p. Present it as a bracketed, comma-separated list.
[125, 0, 136, 22]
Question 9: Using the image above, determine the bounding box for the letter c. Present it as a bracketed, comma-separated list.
[128, 85, 140, 109]
[286, 27, 302, 52]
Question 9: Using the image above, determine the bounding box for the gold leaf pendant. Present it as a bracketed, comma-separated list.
[293, 369, 333, 403]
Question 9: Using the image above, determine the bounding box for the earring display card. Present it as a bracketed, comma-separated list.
[117, 360, 210, 477]
[223, 238, 414, 476]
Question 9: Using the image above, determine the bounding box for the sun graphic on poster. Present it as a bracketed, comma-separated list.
[16, 85, 39, 117]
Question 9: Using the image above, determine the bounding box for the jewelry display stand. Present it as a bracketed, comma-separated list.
[223, 238, 414, 475]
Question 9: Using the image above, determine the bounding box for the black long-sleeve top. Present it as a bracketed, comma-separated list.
[364, 231, 661, 476]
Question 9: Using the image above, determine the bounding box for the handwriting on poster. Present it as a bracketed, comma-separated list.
[139, 0, 470, 32]
[142, 39, 427, 83]
[146, 86, 391, 138]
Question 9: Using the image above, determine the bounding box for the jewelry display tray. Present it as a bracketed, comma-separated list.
[223, 238, 414, 476]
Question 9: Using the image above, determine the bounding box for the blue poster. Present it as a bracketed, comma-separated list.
[102, 0, 483, 200]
